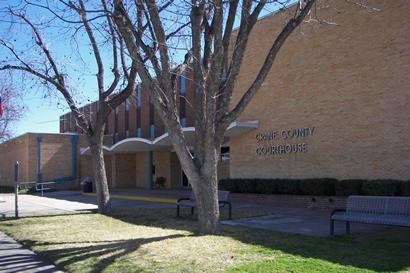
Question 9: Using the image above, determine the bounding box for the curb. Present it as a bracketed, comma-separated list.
[81, 192, 177, 204]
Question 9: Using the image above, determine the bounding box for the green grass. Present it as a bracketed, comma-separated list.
[0, 207, 409, 273]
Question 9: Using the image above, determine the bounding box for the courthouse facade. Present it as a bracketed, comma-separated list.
[1, 0, 409, 189]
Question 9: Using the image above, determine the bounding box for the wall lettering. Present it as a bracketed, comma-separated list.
[255, 127, 315, 156]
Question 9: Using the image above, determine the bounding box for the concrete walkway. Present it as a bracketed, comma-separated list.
[0, 192, 97, 218]
[221, 206, 386, 237]
[0, 232, 63, 273]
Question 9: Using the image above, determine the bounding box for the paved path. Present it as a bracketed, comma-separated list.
[0, 192, 97, 218]
[221, 206, 386, 237]
[0, 232, 63, 273]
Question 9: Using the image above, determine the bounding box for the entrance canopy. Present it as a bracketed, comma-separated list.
[80, 120, 258, 155]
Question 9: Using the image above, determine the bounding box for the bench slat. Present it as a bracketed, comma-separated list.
[330, 196, 410, 235]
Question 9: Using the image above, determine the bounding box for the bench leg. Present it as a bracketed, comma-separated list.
[330, 219, 335, 236]
[346, 221, 350, 234]
[191, 207, 194, 216]
[177, 205, 180, 217]
[228, 203, 232, 220]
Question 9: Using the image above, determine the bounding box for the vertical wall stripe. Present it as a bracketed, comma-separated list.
[146, 151, 153, 190]
[36, 136, 43, 183]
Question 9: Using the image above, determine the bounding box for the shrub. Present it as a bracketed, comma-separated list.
[400, 180, 410, 196]
[335, 179, 365, 196]
[361, 179, 401, 196]
[299, 178, 336, 195]
[236, 179, 256, 193]
[276, 179, 301, 194]
[219, 178, 407, 196]
[155, 177, 166, 188]
[219, 179, 237, 192]
[254, 179, 277, 194]
[0, 186, 15, 193]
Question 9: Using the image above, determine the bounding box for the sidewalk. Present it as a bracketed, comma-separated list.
[0, 232, 63, 273]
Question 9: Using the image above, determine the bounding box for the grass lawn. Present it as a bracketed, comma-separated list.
[0, 207, 409, 273]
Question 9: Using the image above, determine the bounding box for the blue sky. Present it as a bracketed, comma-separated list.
[1, 0, 296, 138]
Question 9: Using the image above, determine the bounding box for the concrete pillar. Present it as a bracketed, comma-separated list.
[111, 154, 116, 189]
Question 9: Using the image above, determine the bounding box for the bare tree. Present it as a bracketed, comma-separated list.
[0, 77, 24, 142]
[0, 0, 138, 213]
[113, 0, 317, 233]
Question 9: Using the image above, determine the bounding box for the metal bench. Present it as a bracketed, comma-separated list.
[176, 190, 232, 219]
[330, 195, 410, 235]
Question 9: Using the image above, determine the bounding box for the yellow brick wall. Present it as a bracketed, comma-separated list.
[153, 151, 171, 188]
[230, 0, 410, 180]
[34, 134, 73, 182]
[0, 135, 30, 186]
[135, 152, 148, 188]
[115, 154, 137, 188]
[0, 133, 89, 187]
[218, 160, 230, 180]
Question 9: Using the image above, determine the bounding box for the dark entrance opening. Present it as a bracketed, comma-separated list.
[182, 171, 191, 188]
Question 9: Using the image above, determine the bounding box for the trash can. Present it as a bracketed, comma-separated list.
[81, 177, 93, 193]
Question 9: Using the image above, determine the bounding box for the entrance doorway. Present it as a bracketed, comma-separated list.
[182, 171, 191, 188]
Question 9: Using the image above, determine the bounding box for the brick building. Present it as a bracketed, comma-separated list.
[1, 0, 409, 189]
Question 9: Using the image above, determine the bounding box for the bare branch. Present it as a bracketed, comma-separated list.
[224, 0, 317, 125]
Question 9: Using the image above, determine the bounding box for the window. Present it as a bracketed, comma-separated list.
[89, 103, 93, 125]
[125, 98, 130, 112]
[136, 85, 141, 136]
[222, 65, 228, 81]
[180, 73, 187, 127]
[150, 124, 155, 140]
[181, 117, 187, 127]
[125, 99, 129, 137]
[114, 107, 119, 141]
[180, 73, 186, 95]
[149, 99, 154, 139]
[221, 146, 230, 161]
[136, 84, 142, 108]
[69, 112, 72, 131]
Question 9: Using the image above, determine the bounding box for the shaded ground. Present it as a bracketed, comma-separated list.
[0, 207, 409, 273]
[0, 232, 63, 273]
[222, 206, 387, 236]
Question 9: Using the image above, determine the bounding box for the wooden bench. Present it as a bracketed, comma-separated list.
[176, 190, 232, 219]
[330, 195, 410, 235]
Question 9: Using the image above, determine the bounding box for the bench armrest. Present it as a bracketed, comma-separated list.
[330, 208, 346, 217]
[176, 197, 191, 203]
[219, 200, 231, 207]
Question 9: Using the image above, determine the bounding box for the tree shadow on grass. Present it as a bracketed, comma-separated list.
[4, 207, 409, 272]
[20, 234, 185, 273]
[107, 207, 410, 272]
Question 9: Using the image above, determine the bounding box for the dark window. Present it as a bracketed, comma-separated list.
[114, 107, 119, 143]
[125, 99, 129, 138]
[180, 74, 186, 127]
[149, 98, 154, 139]
[221, 146, 230, 161]
[136, 85, 141, 137]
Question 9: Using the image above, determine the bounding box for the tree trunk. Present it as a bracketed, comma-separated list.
[194, 177, 220, 234]
[89, 138, 112, 214]
[189, 155, 220, 234]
